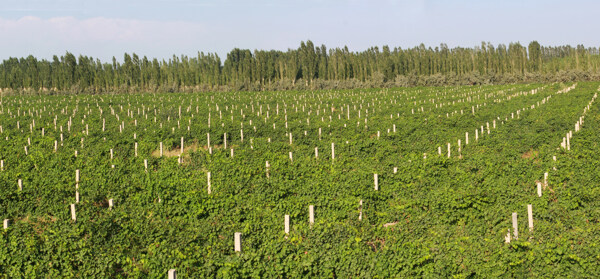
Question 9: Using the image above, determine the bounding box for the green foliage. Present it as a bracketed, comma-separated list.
[2, 42, 600, 94]
[0, 82, 599, 277]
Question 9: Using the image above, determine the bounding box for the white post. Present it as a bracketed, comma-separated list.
[544, 172, 548, 189]
[144, 159, 148, 171]
[224, 133, 227, 149]
[234, 232, 242, 252]
[284, 214, 290, 235]
[315, 147, 318, 158]
[447, 143, 451, 158]
[289, 152, 293, 162]
[3, 219, 8, 229]
[76, 169, 80, 183]
[331, 143, 335, 161]
[358, 200, 363, 221]
[527, 204, 533, 231]
[289, 133, 292, 145]
[71, 204, 77, 222]
[207, 133, 210, 148]
[109, 199, 114, 210]
[266, 161, 270, 178]
[207, 172, 212, 194]
[512, 212, 518, 240]
[537, 182, 542, 197]
[18, 179, 22, 191]
[374, 173, 379, 191]
[135, 142, 138, 157]
[465, 132, 469, 145]
[181, 137, 184, 154]
[168, 269, 177, 279]
[309, 205, 314, 226]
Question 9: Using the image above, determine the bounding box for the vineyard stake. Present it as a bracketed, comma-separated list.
[527, 204, 533, 231]
[374, 173, 379, 191]
[207, 133, 210, 149]
[284, 215, 290, 235]
[512, 212, 518, 240]
[265, 161, 270, 178]
[309, 205, 314, 226]
[331, 143, 335, 161]
[207, 172, 212, 194]
[359, 200, 363, 221]
[71, 204, 77, 222]
[234, 232, 242, 252]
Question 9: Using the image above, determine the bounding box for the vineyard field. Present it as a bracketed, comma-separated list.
[1, 82, 600, 278]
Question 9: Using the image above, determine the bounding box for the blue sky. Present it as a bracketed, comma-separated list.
[0, 0, 598, 62]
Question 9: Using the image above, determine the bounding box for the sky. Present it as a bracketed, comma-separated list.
[0, 0, 599, 63]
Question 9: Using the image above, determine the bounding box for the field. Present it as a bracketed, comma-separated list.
[1, 82, 600, 277]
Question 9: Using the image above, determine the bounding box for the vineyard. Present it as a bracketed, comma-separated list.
[1, 82, 599, 278]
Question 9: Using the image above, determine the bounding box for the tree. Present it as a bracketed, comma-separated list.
[528, 41, 542, 72]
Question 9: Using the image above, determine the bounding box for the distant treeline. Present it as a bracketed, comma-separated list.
[1, 41, 600, 94]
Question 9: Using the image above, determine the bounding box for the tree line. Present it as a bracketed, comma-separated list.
[1, 40, 600, 94]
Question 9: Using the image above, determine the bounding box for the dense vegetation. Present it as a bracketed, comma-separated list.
[2, 41, 600, 93]
[1, 82, 599, 277]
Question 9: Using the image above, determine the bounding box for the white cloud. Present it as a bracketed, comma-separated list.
[2, 16, 207, 42]
[0, 16, 210, 61]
